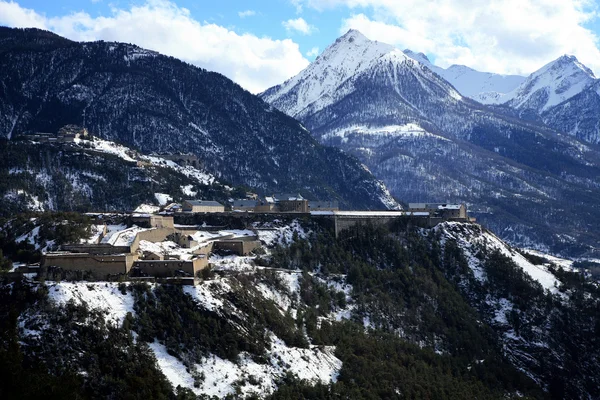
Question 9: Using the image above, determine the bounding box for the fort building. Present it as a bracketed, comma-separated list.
[213, 237, 262, 256]
[308, 200, 339, 212]
[182, 200, 225, 213]
[408, 203, 468, 220]
[42, 252, 137, 277]
[232, 199, 258, 212]
[131, 256, 208, 278]
[131, 214, 174, 229]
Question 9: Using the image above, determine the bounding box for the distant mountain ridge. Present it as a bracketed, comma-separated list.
[0, 27, 397, 210]
[490, 55, 596, 111]
[402, 48, 600, 144]
[497, 55, 600, 144]
[262, 29, 600, 257]
[402, 49, 526, 101]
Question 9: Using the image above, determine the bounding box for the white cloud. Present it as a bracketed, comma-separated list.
[297, 0, 600, 76]
[0, 0, 309, 93]
[306, 46, 319, 57]
[282, 17, 316, 35]
[238, 10, 256, 18]
[0, 0, 47, 28]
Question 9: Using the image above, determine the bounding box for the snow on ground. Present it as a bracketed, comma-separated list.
[256, 220, 308, 247]
[102, 226, 149, 247]
[76, 137, 217, 189]
[144, 155, 215, 185]
[98, 224, 127, 244]
[255, 270, 302, 317]
[181, 184, 197, 197]
[492, 298, 514, 325]
[154, 193, 172, 206]
[191, 231, 222, 242]
[323, 123, 450, 142]
[522, 249, 574, 270]
[210, 254, 256, 272]
[76, 138, 137, 162]
[183, 279, 232, 313]
[317, 275, 355, 323]
[221, 229, 255, 238]
[16, 226, 40, 246]
[46, 282, 135, 325]
[3, 189, 45, 212]
[134, 203, 160, 214]
[275, 271, 301, 295]
[437, 222, 560, 292]
[138, 240, 195, 261]
[185, 333, 341, 398]
[81, 225, 106, 244]
[148, 341, 198, 390]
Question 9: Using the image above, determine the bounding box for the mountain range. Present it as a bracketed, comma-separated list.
[405, 48, 600, 144]
[262, 29, 600, 256]
[401, 49, 526, 103]
[0, 27, 396, 211]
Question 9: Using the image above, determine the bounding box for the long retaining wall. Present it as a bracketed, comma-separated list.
[312, 214, 447, 237]
[42, 253, 137, 277]
[213, 240, 261, 256]
[62, 243, 131, 255]
[132, 257, 207, 278]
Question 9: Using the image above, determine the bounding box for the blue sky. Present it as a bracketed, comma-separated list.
[1, 0, 600, 93]
[6, 0, 347, 60]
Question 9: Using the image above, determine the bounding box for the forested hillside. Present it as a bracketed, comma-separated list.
[1, 216, 597, 399]
[0, 138, 231, 216]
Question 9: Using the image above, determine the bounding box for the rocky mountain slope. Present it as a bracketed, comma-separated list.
[2, 217, 598, 398]
[504, 56, 600, 145]
[492, 55, 596, 113]
[0, 27, 396, 210]
[541, 80, 600, 143]
[261, 30, 600, 257]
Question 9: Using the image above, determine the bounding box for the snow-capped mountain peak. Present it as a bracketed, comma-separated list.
[403, 49, 431, 65]
[261, 29, 397, 118]
[501, 54, 596, 112]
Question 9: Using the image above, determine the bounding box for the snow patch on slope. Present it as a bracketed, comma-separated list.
[183, 335, 341, 398]
[437, 222, 560, 292]
[46, 281, 135, 325]
[75, 137, 137, 162]
[256, 220, 308, 248]
[324, 123, 449, 142]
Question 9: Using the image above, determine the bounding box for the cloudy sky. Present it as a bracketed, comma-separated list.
[1, 0, 600, 93]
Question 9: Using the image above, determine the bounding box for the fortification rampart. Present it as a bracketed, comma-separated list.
[42, 253, 137, 277]
[213, 240, 261, 256]
[132, 257, 207, 278]
[62, 243, 132, 255]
